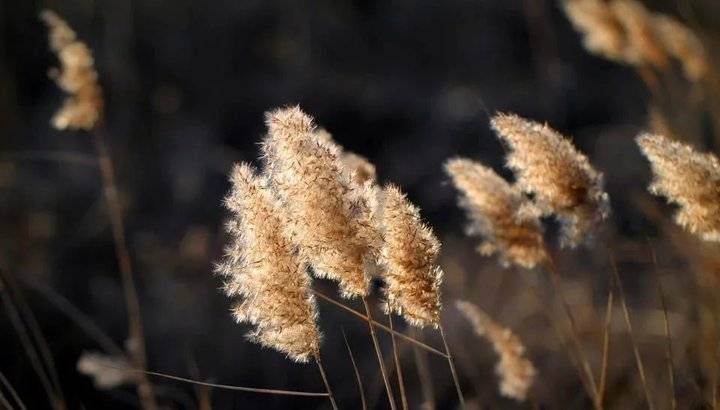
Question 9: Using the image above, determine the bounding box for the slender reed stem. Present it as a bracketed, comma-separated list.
[117, 367, 330, 397]
[23, 279, 123, 356]
[439, 322, 465, 409]
[647, 242, 676, 410]
[312, 290, 448, 358]
[544, 258, 600, 407]
[411, 328, 435, 410]
[314, 352, 339, 410]
[342, 329, 367, 410]
[362, 297, 397, 410]
[0, 369, 26, 410]
[608, 253, 654, 410]
[598, 290, 613, 408]
[92, 127, 156, 410]
[388, 314, 408, 410]
[0, 389, 13, 410]
[0, 274, 61, 409]
[520, 269, 598, 407]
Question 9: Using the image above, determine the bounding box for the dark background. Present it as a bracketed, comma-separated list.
[0, 0, 693, 408]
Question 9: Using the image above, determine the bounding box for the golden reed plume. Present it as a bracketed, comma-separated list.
[562, 0, 707, 81]
[380, 185, 443, 328]
[40, 10, 103, 130]
[445, 158, 548, 269]
[456, 301, 536, 402]
[313, 128, 377, 185]
[637, 133, 720, 242]
[216, 164, 321, 362]
[262, 106, 382, 298]
[491, 113, 609, 248]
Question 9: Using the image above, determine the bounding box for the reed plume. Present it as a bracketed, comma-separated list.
[76, 351, 132, 390]
[262, 106, 381, 298]
[445, 158, 548, 269]
[456, 300, 535, 402]
[380, 185, 443, 328]
[40, 10, 103, 131]
[491, 113, 609, 247]
[636, 133, 720, 242]
[216, 163, 321, 362]
[314, 128, 377, 185]
[562, 0, 707, 82]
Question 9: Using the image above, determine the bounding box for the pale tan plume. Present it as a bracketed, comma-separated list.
[456, 300, 536, 402]
[215, 163, 321, 362]
[262, 106, 382, 298]
[380, 185, 443, 328]
[491, 113, 609, 248]
[562, 0, 707, 81]
[637, 133, 720, 242]
[445, 158, 548, 269]
[40, 10, 103, 130]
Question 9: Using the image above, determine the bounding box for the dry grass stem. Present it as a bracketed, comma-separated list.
[40, 10, 103, 130]
[492, 113, 609, 247]
[262, 106, 381, 298]
[342, 329, 367, 410]
[216, 163, 321, 362]
[311, 289, 448, 358]
[637, 133, 720, 242]
[381, 185, 443, 328]
[445, 158, 548, 269]
[456, 301, 536, 401]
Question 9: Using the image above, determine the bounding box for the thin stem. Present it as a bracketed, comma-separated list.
[312, 290, 448, 358]
[342, 329, 367, 410]
[0, 389, 13, 410]
[0, 369, 26, 410]
[544, 258, 600, 407]
[520, 269, 598, 407]
[118, 367, 330, 397]
[23, 279, 123, 356]
[362, 296, 397, 410]
[388, 314, 408, 410]
[597, 290, 613, 408]
[0, 275, 60, 409]
[411, 328, 435, 410]
[647, 242, 676, 410]
[0, 271, 65, 408]
[608, 253, 654, 410]
[439, 322, 465, 409]
[314, 352, 339, 410]
[92, 127, 157, 410]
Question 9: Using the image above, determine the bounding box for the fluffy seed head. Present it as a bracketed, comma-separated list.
[562, 0, 707, 81]
[40, 10, 103, 130]
[445, 158, 548, 269]
[77, 351, 133, 390]
[215, 163, 321, 362]
[262, 106, 382, 298]
[380, 185, 443, 328]
[491, 113, 609, 248]
[637, 133, 720, 242]
[314, 128, 377, 185]
[456, 301, 536, 401]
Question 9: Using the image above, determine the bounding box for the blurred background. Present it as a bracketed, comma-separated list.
[1, 0, 719, 408]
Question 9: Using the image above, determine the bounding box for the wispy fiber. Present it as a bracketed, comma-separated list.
[216, 164, 320, 362]
[562, 0, 707, 82]
[637, 133, 720, 241]
[492, 113, 609, 247]
[314, 128, 377, 185]
[456, 301, 536, 401]
[445, 158, 548, 269]
[262, 106, 381, 298]
[40, 10, 103, 130]
[381, 185, 442, 328]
